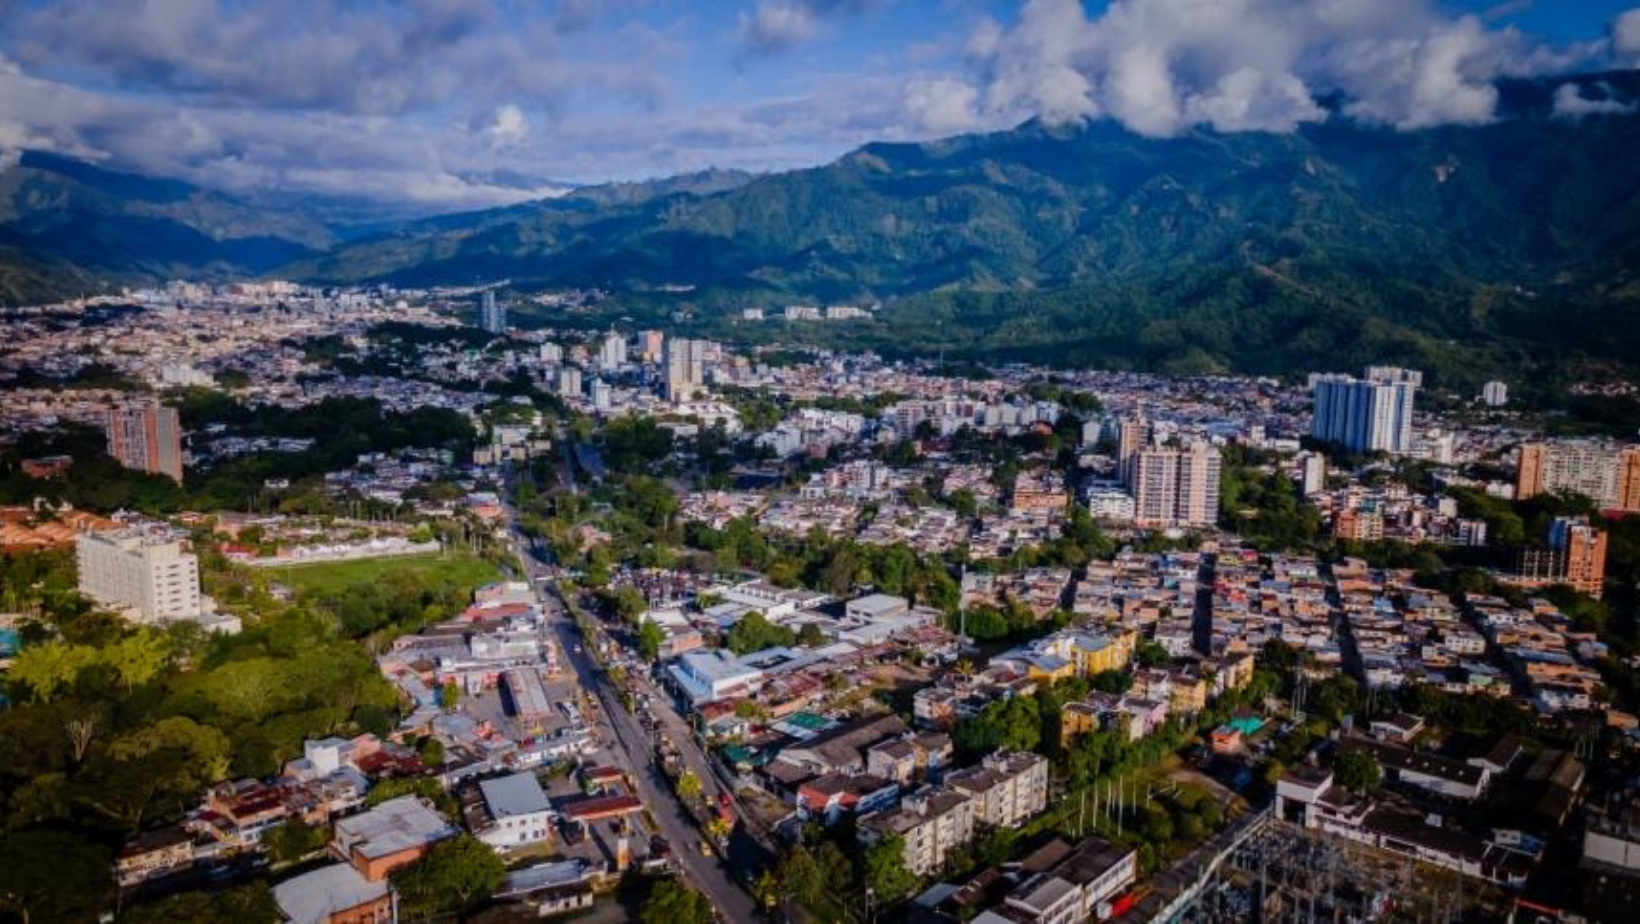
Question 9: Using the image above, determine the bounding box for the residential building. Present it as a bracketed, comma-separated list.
[1117, 417, 1152, 488]
[1516, 442, 1640, 511]
[332, 796, 458, 881]
[1310, 366, 1421, 455]
[115, 827, 195, 888]
[638, 329, 665, 362]
[76, 528, 202, 623]
[1300, 452, 1327, 496]
[1482, 381, 1508, 407]
[104, 401, 184, 481]
[1516, 517, 1609, 597]
[1133, 440, 1220, 528]
[471, 773, 554, 852]
[479, 289, 505, 333]
[860, 788, 977, 876]
[665, 337, 707, 402]
[272, 862, 395, 924]
[596, 332, 627, 371]
[946, 751, 1049, 829]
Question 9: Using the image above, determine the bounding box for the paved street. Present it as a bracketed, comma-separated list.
[501, 494, 761, 922]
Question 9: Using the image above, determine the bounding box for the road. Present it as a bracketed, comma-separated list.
[501, 492, 761, 922]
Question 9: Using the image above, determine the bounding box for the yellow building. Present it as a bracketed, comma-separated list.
[1072, 629, 1137, 676]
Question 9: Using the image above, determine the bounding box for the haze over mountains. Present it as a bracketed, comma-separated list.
[3, 72, 1639, 381]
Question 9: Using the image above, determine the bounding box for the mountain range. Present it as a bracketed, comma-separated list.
[4, 71, 1640, 385]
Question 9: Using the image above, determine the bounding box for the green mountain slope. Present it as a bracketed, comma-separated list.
[283, 73, 1640, 382]
[0, 152, 339, 303]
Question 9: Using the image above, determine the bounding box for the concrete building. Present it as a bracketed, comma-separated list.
[1117, 417, 1152, 489]
[1517, 517, 1610, 597]
[332, 796, 458, 881]
[474, 773, 555, 852]
[1482, 381, 1508, 407]
[664, 337, 708, 403]
[554, 365, 582, 399]
[76, 529, 201, 623]
[638, 330, 665, 362]
[596, 332, 627, 371]
[1300, 452, 1327, 496]
[479, 289, 505, 333]
[272, 862, 394, 924]
[859, 788, 976, 875]
[1133, 440, 1221, 528]
[945, 751, 1049, 829]
[1516, 442, 1640, 511]
[103, 401, 184, 482]
[1310, 367, 1421, 455]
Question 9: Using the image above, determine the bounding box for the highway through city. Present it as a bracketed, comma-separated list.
[501, 493, 762, 922]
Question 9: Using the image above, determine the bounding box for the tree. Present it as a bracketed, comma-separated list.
[776, 845, 827, 907]
[640, 878, 713, 924]
[9, 641, 96, 703]
[1135, 640, 1171, 667]
[725, 611, 795, 655]
[676, 769, 703, 801]
[264, 821, 330, 864]
[63, 715, 97, 764]
[417, 735, 445, 766]
[366, 776, 456, 816]
[0, 829, 111, 924]
[105, 628, 170, 691]
[390, 834, 505, 919]
[797, 622, 826, 647]
[638, 620, 666, 662]
[1334, 749, 1383, 792]
[441, 680, 461, 711]
[862, 834, 919, 904]
[612, 585, 647, 624]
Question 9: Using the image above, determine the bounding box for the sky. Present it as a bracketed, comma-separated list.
[1, 0, 1637, 213]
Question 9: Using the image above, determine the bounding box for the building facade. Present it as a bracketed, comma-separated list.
[76, 529, 202, 623]
[1133, 440, 1221, 528]
[1516, 442, 1640, 511]
[1310, 367, 1421, 455]
[104, 402, 184, 482]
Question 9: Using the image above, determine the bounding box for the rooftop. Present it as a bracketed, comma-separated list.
[272, 862, 391, 924]
[333, 795, 456, 860]
[480, 772, 552, 819]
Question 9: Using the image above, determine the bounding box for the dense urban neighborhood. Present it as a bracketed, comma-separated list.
[4, 281, 1640, 924]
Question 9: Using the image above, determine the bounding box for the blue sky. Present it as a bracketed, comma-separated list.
[0, 1, 1636, 211]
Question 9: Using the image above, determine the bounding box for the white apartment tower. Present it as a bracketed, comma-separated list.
[1309, 366, 1421, 455]
[76, 529, 202, 624]
[479, 289, 506, 333]
[597, 332, 627, 371]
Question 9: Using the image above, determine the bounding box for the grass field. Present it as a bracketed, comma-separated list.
[275, 552, 503, 598]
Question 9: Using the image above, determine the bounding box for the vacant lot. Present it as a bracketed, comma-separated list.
[277, 552, 502, 598]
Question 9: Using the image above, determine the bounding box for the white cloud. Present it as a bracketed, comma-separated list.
[1617, 8, 1640, 61]
[961, 0, 1619, 137]
[737, 1, 821, 55]
[902, 77, 983, 133]
[1552, 82, 1637, 119]
[485, 104, 529, 147]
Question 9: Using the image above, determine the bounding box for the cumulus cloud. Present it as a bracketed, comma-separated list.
[1617, 8, 1640, 61]
[1552, 82, 1638, 119]
[962, 0, 1620, 138]
[484, 104, 529, 147]
[901, 77, 984, 133]
[736, 0, 883, 56]
[738, 1, 821, 55]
